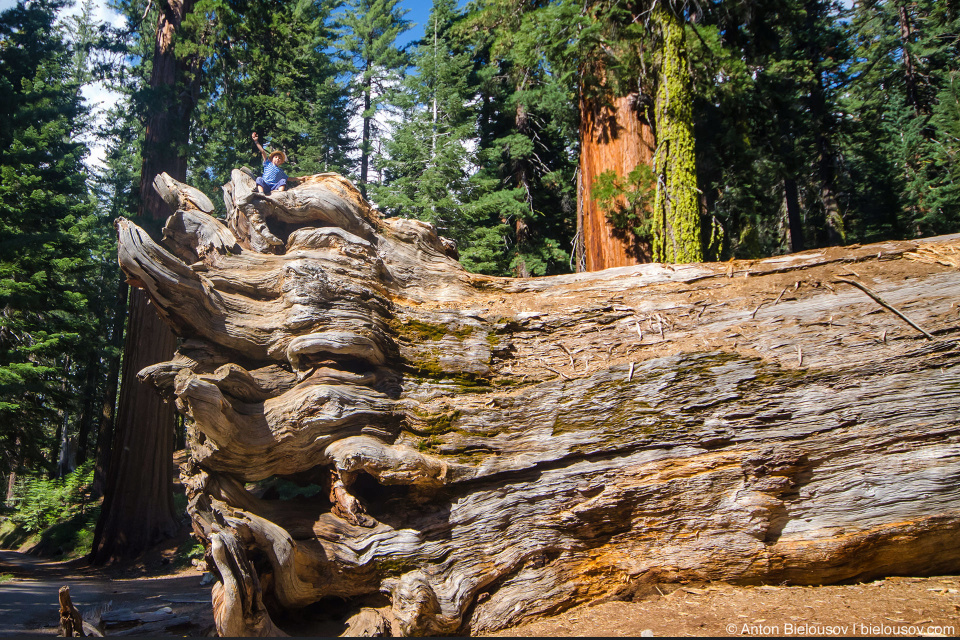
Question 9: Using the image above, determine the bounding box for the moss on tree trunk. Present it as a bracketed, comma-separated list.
[652, 5, 702, 264]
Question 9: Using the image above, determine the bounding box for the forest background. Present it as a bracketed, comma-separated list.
[2, 0, 960, 563]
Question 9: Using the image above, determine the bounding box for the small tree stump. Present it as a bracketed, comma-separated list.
[58, 586, 85, 637]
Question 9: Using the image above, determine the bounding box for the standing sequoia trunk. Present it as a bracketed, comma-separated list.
[90, 0, 198, 564]
[578, 86, 655, 271]
[119, 170, 960, 636]
[652, 4, 702, 263]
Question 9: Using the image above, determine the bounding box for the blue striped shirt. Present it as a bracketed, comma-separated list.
[262, 160, 288, 187]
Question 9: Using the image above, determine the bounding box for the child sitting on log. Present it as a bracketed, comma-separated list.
[251, 131, 288, 195]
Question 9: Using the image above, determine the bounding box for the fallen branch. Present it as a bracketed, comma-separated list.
[834, 277, 935, 341]
[539, 360, 572, 380]
[556, 343, 575, 367]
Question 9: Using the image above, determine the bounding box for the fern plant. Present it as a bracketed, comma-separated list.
[9, 461, 95, 534]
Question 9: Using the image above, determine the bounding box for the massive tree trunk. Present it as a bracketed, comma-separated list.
[118, 169, 960, 636]
[652, 4, 703, 263]
[91, 0, 198, 563]
[578, 87, 655, 271]
[91, 277, 127, 499]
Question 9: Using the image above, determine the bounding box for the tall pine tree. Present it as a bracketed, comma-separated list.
[337, 0, 410, 198]
[0, 0, 96, 485]
[371, 0, 476, 241]
[457, 0, 577, 276]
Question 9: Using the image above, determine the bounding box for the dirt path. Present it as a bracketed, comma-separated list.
[0, 551, 214, 636]
[487, 576, 960, 638]
[3, 550, 958, 637]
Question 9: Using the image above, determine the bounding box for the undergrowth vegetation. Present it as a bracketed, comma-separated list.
[0, 462, 99, 558]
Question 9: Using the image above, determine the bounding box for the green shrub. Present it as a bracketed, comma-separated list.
[174, 537, 206, 569]
[9, 461, 95, 534]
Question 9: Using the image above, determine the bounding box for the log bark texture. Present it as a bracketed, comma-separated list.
[117, 170, 960, 636]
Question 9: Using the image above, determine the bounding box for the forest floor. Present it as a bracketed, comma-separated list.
[0, 526, 215, 637]
[486, 576, 960, 638]
[2, 539, 958, 638]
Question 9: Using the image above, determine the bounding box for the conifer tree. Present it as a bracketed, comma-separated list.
[458, 0, 577, 276]
[91, 0, 199, 564]
[572, 0, 655, 271]
[337, 0, 411, 198]
[651, 2, 702, 263]
[186, 0, 352, 199]
[372, 0, 475, 237]
[846, 0, 960, 238]
[0, 0, 96, 481]
[688, 0, 853, 257]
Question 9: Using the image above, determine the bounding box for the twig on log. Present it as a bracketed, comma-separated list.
[539, 359, 572, 380]
[774, 288, 787, 306]
[751, 302, 764, 319]
[556, 343, 575, 367]
[628, 362, 635, 382]
[697, 304, 708, 319]
[834, 277, 935, 340]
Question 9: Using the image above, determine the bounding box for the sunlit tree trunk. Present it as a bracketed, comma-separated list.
[578, 81, 655, 271]
[651, 4, 702, 263]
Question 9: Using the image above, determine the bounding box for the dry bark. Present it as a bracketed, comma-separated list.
[117, 170, 960, 636]
[58, 586, 102, 637]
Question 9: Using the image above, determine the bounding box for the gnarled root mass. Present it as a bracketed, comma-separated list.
[119, 171, 960, 636]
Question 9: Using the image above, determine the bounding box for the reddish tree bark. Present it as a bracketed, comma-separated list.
[91, 0, 198, 563]
[578, 91, 655, 271]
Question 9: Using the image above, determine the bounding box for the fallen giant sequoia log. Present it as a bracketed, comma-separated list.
[118, 170, 960, 636]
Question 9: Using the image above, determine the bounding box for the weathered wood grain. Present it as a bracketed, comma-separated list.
[118, 172, 960, 636]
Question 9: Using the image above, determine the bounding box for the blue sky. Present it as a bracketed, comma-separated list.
[399, 0, 434, 47]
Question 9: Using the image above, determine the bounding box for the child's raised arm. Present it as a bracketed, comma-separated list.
[251, 132, 268, 161]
